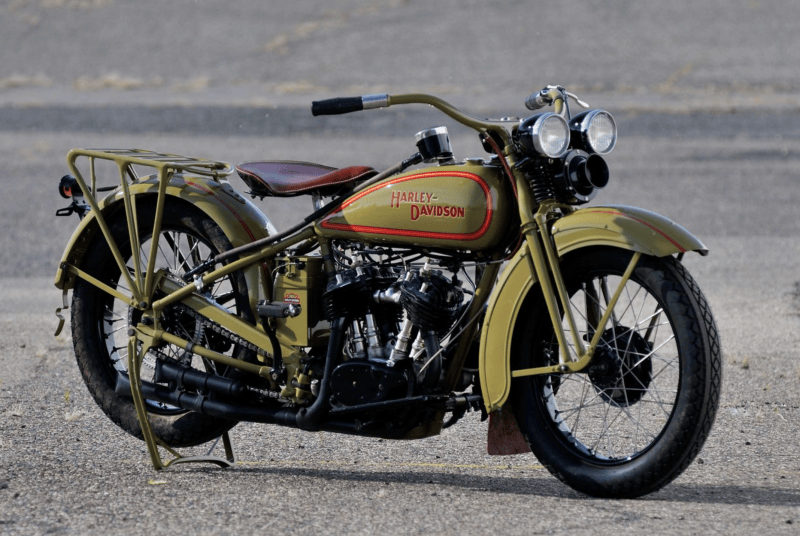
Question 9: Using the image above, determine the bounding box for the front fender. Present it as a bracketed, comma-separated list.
[552, 204, 707, 257]
[479, 205, 707, 413]
[54, 176, 275, 302]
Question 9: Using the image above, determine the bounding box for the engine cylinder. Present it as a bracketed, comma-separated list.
[322, 266, 397, 320]
[400, 270, 464, 335]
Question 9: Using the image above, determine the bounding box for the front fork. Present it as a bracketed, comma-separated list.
[508, 154, 641, 378]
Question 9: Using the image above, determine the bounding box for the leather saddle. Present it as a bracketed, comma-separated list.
[235, 161, 377, 198]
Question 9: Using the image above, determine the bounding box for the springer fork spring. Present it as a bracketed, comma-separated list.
[526, 158, 556, 204]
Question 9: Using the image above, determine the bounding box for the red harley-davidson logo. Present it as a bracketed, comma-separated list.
[390, 190, 466, 221]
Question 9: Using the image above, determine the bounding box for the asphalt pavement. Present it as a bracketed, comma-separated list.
[1, 1, 799, 535]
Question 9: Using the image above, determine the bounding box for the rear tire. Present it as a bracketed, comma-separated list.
[511, 247, 721, 498]
[71, 199, 254, 448]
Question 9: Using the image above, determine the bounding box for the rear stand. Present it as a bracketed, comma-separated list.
[156, 432, 236, 469]
[128, 337, 236, 470]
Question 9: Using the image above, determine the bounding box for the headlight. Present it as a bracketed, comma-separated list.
[569, 109, 617, 155]
[517, 112, 570, 159]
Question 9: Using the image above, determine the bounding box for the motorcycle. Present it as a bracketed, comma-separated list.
[53, 85, 721, 498]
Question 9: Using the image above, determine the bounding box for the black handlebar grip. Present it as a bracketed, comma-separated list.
[311, 97, 364, 116]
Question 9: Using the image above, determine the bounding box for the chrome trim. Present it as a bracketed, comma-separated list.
[571, 109, 617, 155]
[362, 93, 389, 110]
[414, 126, 449, 142]
[531, 113, 570, 159]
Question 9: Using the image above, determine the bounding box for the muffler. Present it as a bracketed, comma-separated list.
[153, 359, 245, 396]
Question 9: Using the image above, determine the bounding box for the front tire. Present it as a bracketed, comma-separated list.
[511, 247, 721, 498]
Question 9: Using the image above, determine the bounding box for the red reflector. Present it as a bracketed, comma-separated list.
[59, 175, 77, 199]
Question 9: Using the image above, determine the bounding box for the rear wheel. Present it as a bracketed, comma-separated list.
[71, 199, 254, 447]
[511, 247, 721, 498]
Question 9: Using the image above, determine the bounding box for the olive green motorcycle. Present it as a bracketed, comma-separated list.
[54, 85, 721, 498]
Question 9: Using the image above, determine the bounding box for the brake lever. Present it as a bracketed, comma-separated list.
[566, 91, 590, 109]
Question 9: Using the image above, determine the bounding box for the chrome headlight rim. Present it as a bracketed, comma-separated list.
[519, 112, 571, 159]
[570, 109, 617, 155]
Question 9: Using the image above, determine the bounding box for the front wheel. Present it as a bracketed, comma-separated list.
[511, 247, 721, 498]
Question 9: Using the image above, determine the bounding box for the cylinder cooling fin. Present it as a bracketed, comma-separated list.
[322, 266, 397, 320]
[400, 270, 464, 335]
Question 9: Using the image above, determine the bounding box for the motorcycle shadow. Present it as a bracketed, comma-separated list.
[228, 464, 569, 498]
[215, 465, 800, 505]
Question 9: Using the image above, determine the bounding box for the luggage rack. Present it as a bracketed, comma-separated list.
[67, 148, 233, 196]
[59, 148, 236, 327]
[78, 148, 233, 176]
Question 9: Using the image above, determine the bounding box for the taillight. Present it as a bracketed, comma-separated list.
[59, 175, 77, 199]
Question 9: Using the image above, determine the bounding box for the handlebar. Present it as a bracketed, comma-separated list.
[310, 93, 511, 144]
[310, 87, 588, 147]
[311, 97, 364, 116]
[525, 86, 590, 114]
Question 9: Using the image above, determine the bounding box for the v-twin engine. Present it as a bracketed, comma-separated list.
[322, 261, 465, 406]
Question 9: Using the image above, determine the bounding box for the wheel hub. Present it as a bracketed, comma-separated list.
[588, 327, 653, 406]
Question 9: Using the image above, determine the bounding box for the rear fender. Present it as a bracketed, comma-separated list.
[480, 205, 707, 414]
[54, 175, 275, 312]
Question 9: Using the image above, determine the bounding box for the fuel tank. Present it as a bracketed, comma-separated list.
[317, 160, 513, 252]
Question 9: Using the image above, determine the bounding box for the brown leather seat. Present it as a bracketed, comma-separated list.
[235, 161, 376, 197]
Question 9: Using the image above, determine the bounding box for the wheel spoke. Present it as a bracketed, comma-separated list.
[95, 223, 243, 415]
[543, 270, 684, 460]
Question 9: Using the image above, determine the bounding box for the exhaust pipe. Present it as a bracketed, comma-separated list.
[114, 372, 299, 426]
[294, 317, 345, 430]
[113, 318, 349, 431]
[113, 370, 370, 434]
